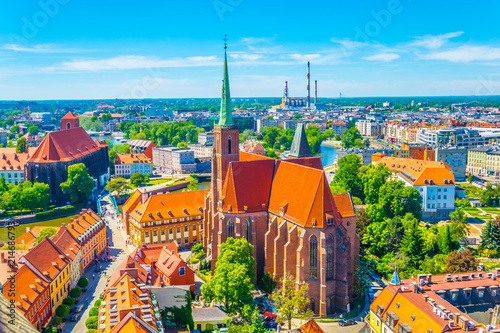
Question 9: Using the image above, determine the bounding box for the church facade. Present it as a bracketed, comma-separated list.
[203, 47, 360, 317]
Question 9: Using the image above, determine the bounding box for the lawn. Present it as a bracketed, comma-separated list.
[457, 183, 483, 198]
[479, 259, 500, 271]
[147, 178, 172, 185]
[481, 207, 500, 213]
[463, 207, 480, 213]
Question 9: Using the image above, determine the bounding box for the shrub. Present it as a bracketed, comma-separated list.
[191, 243, 203, 253]
[44, 327, 58, 333]
[55, 304, 70, 317]
[52, 317, 63, 326]
[94, 299, 102, 307]
[62, 297, 75, 306]
[78, 277, 89, 288]
[35, 206, 76, 220]
[85, 316, 99, 330]
[89, 307, 99, 316]
[70, 287, 82, 298]
[87, 330, 98, 333]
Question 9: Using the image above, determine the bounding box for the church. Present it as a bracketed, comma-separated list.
[203, 45, 360, 317]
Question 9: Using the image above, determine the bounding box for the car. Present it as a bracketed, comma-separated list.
[75, 304, 84, 313]
[338, 319, 356, 327]
[70, 313, 80, 321]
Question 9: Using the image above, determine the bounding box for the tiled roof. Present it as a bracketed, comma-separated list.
[21, 237, 69, 281]
[122, 190, 142, 214]
[300, 319, 325, 333]
[28, 127, 107, 163]
[332, 193, 356, 218]
[192, 307, 228, 322]
[66, 209, 102, 240]
[129, 190, 207, 223]
[0, 148, 37, 172]
[109, 313, 158, 333]
[282, 156, 323, 170]
[115, 153, 151, 165]
[155, 246, 192, 279]
[0, 250, 28, 285]
[62, 111, 79, 120]
[239, 151, 272, 161]
[51, 225, 81, 260]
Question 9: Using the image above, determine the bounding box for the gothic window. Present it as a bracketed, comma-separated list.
[228, 136, 232, 154]
[67, 122, 70, 129]
[244, 220, 250, 241]
[228, 220, 235, 238]
[326, 234, 334, 280]
[310, 235, 318, 279]
[310, 298, 316, 313]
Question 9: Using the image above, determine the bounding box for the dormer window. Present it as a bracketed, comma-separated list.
[478, 287, 485, 298]
[464, 288, 472, 300]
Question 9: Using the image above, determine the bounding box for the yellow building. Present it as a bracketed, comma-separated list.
[467, 146, 500, 177]
[192, 307, 229, 331]
[122, 189, 208, 247]
[392, 149, 409, 158]
[19, 237, 71, 315]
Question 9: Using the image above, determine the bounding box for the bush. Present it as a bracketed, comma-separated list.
[93, 299, 102, 307]
[85, 316, 99, 330]
[55, 304, 70, 317]
[191, 243, 203, 253]
[70, 287, 82, 298]
[52, 317, 63, 326]
[89, 307, 99, 316]
[352, 196, 363, 205]
[87, 330, 98, 333]
[44, 327, 58, 333]
[62, 297, 75, 306]
[35, 206, 76, 220]
[78, 277, 89, 288]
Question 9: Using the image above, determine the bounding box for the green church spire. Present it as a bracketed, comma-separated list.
[219, 35, 232, 126]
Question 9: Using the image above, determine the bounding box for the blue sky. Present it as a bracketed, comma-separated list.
[1, 0, 500, 100]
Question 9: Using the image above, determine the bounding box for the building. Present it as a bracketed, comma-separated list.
[51, 225, 83, 289]
[25, 112, 110, 204]
[155, 242, 195, 291]
[187, 143, 213, 159]
[145, 107, 173, 118]
[0, 130, 7, 147]
[401, 141, 434, 160]
[19, 237, 71, 315]
[0, 147, 37, 185]
[122, 189, 207, 247]
[114, 153, 153, 178]
[14, 226, 61, 249]
[203, 49, 359, 317]
[373, 153, 456, 221]
[369, 270, 500, 333]
[434, 147, 467, 181]
[198, 132, 214, 145]
[241, 140, 265, 155]
[21, 132, 44, 147]
[192, 307, 229, 331]
[356, 120, 383, 138]
[0, 292, 40, 333]
[336, 148, 394, 166]
[152, 146, 197, 174]
[330, 120, 348, 135]
[126, 139, 156, 159]
[417, 127, 499, 147]
[2, 264, 52, 331]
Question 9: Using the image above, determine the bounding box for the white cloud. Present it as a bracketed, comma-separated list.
[330, 38, 370, 49]
[363, 53, 400, 62]
[421, 45, 500, 62]
[287, 53, 321, 62]
[4, 44, 86, 53]
[229, 53, 263, 61]
[409, 31, 464, 49]
[240, 37, 274, 44]
[45, 55, 219, 71]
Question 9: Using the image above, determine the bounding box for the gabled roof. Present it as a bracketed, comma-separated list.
[155, 246, 192, 279]
[220, 159, 275, 214]
[300, 319, 325, 333]
[52, 225, 81, 260]
[0, 148, 37, 172]
[122, 190, 142, 214]
[289, 123, 312, 157]
[282, 156, 323, 170]
[67, 209, 102, 240]
[28, 126, 106, 163]
[21, 237, 69, 281]
[239, 151, 272, 161]
[62, 111, 79, 120]
[115, 153, 151, 165]
[192, 307, 228, 322]
[332, 193, 356, 218]
[109, 312, 158, 333]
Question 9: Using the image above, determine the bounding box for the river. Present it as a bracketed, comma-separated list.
[319, 143, 337, 167]
[0, 216, 75, 244]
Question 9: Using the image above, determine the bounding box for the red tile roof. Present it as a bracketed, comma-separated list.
[21, 237, 70, 281]
[239, 151, 273, 161]
[62, 111, 79, 120]
[51, 225, 81, 260]
[115, 153, 151, 165]
[0, 148, 37, 172]
[333, 193, 356, 218]
[282, 156, 323, 170]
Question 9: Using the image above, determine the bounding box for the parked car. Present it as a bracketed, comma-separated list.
[75, 304, 84, 313]
[338, 319, 356, 327]
[70, 313, 80, 322]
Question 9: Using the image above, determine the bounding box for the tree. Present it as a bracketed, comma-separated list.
[445, 249, 478, 273]
[37, 227, 57, 243]
[359, 164, 389, 205]
[467, 172, 473, 183]
[105, 177, 130, 196]
[332, 154, 363, 200]
[85, 316, 98, 330]
[363, 220, 389, 257]
[60, 164, 94, 203]
[63, 297, 75, 306]
[130, 173, 149, 187]
[78, 277, 89, 288]
[101, 113, 112, 122]
[386, 217, 405, 252]
[356, 208, 370, 240]
[227, 311, 268, 333]
[272, 274, 314, 330]
[70, 287, 82, 298]
[482, 217, 500, 249]
[89, 307, 99, 316]
[55, 304, 70, 317]
[455, 198, 471, 209]
[109, 149, 117, 174]
[257, 272, 277, 296]
[438, 224, 456, 255]
[419, 254, 447, 275]
[449, 208, 469, 243]
[27, 125, 40, 135]
[377, 181, 422, 220]
[52, 317, 63, 326]
[340, 127, 363, 149]
[400, 217, 425, 269]
[201, 238, 256, 317]
[16, 137, 28, 153]
[293, 114, 302, 119]
[10, 125, 19, 134]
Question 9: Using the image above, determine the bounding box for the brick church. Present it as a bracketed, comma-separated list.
[25, 112, 110, 203]
[203, 45, 360, 317]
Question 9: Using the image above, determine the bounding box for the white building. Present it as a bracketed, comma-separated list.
[355, 120, 383, 138]
[198, 132, 214, 145]
[114, 153, 153, 178]
[152, 146, 197, 174]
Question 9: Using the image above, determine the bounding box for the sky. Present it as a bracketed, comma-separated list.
[1, 0, 500, 100]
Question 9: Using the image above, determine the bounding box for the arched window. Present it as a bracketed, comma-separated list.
[67, 122, 71, 129]
[326, 234, 334, 280]
[244, 220, 250, 241]
[310, 235, 318, 279]
[310, 298, 316, 313]
[228, 136, 232, 154]
[228, 220, 235, 238]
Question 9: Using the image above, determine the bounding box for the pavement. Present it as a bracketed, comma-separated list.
[62, 195, 131, 333]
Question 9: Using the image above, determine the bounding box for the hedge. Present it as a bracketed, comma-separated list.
[94, 299, 102, 307]
[62, 297, 75, 306]
[70, 287, 82, 298]
[85, 316, 99, 330]
[35, 206, 76, 220]
[87, 330, 97, 333]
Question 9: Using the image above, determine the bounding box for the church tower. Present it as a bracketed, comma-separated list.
[211, 36, 239, 207]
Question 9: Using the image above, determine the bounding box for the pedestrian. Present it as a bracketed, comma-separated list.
[93, 274, 95, 279]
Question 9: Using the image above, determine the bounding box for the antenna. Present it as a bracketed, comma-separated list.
[223, 34, 228, 49]
[284, 81, 288, 104]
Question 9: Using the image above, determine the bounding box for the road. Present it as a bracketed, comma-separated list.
[63, 195, 130, 333]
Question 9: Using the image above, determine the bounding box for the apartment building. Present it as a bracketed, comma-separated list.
[152, 146, 196, 174]
[114, 153, 153, 178]
[355, 120, 383, 138]
[467, 146, 500, 177]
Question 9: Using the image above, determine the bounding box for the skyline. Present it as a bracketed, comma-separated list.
[1, 0, 500, 100]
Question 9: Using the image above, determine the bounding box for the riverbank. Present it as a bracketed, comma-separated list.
[0, 215, 74, 243]
[321, 140, 342, 148]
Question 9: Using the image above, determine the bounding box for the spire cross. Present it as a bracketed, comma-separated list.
[223, 35, 228, 49]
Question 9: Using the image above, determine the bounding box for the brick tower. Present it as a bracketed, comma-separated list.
[60, 112, 80, 130]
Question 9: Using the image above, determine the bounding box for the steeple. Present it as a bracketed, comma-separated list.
[289, 123, 312, 157]
[219, 35, 233, 126]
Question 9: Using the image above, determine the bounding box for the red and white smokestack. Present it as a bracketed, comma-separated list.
[315, 80, 317, 104]
[285, 81, 288, 104]
[307, 62, 311, 108]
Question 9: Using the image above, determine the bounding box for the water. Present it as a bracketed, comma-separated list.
[89, 133, 125, 146]
[319, 144, 337, 167]
[0, 215, 75, 244]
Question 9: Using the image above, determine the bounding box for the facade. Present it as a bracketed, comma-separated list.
[114, 153, 152, 178]
[145, 107, 173, 118]
[25, 112, 109, 204]
[22, 132, 43, 147]
[330, 120, 348, 135]
[198, 132, 214, 145]
[356, 120, 383, 138]
[203, 49, 359, 317]
[434, 147, 467, 181]
[52, 225, 83, 289]
[418, 127, 497, 147]
[155, 242, 195, 291]
[122, 189, 207, 247]
[187, 143, 213, 158]
[152, 146, 197, 174]
[126, 139, 156, 159]
[373, 153, 456, 221]
[0, 147, 37, 185]
[467, 146, 500, 177]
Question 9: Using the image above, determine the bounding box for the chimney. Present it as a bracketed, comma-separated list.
[307, 62, 311, 108]
[315, 80, 318, 104]
[26, 227, 30, 233]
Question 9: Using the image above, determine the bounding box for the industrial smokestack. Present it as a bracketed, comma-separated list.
[284, 81, 288, 104]
[307, 62, 311, 108]
[315, 80, 317, 104]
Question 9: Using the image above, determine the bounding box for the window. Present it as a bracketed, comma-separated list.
[185, 237, 189, 243]
[228, 220, 235, 238]
[169, 228, 173, 234]
[244, 220, 250, 241]
[185, 226, 188, 232]
[145, 232, 149, 237]
[228, 136, 232, 154]
[177, 227, 180, 233]
[153, 231, 157, 236]
[326, 234, 334, 280]
[179, 267, 185, 276]
[310, 235, 318, 279]
[162, 230, 165, 235]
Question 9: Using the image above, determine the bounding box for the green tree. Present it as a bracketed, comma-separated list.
[386, 216, 405, 252]
[37, 227, 57, 243]
[438, 224, 456, 254]
[78, 277, 89, 288]
[227, 311, 268, 333]
[467, 172, 473, 183]
[60, 164, 94, 203]
[55, 304, 70, 317]
[27, 125, 40, 135]
[272, 274, 314, 330]
[201, 238, 256, 317]
[109, 149, 117, 174]
[16, 136, 28, 153]
[445, 249, 478, 273]
[257, 272, 277, 296]
[187, 179, 199, 191]
[177, 142, 188, 148]
[332, 154, 363, 200]
[340, 127, 362, 149]
[449, 208, 469, 243]
[363, 220, 389, 257]
[89, 307, 99, 316]
[101, 113, 112, 122]
[482, 217, 500, 249]
[10, 125, 19, 134]
[85, 317, 98, 330]
[377, 181, 422, 220]
[130, 173, 149, 187]
[400, 217, 425, 269]
[70, 287, 82, 298]
[63, 297, 75, 306]
[292, 114, 302, 119]
[419, 254, 447, 275]
[105, 178, 130, 196]
[359, 164, 390, 205]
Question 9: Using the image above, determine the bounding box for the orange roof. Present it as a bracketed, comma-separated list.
[67, 209, 102, 240]
[0, 250, 28, 285]
[300, 320, 325, 333]
[129, 190, 207, 223]
[20, 237, 70, 281]
[62, 111, 79, 120]
[115, 153, 151, 165]
[0, 148, 37, 172]
[221, 160, 275, 214]
[283, 156, 323, 170]
[51, 225, 81, 260]
[109, 313, 156, 333]
[28, 127, 107, 163]
[156, 245, 193, 279]
[122, 190, 142, 214]
[239, 151, 273, 161]
[268, 161, 340, 228]
[375, 155, 455, 186]
[14, 231, 37, 248]
[332, 193, 356, 218]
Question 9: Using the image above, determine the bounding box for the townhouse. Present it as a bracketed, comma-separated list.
[114, 153, 153, 178]
[52, 225, 83, 289]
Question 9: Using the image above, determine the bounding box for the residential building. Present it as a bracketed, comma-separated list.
[401, 141, 434, 160]
[126, 139, 156, 159]
[19, 237, 71, 315]
[22, 132, 44, 147]
[330, 120, 348, 135]
[145, 107, 173, 118]
[152, 146, 196, 174]
[417, 127, 499, 147]
[373, 153, 456, 221]
[52, 225, 83, 289]
[25, 112, 110, 204]
[155, 242, 195, 291]
[467, 146, 500, 177]
[198, 132, 214, 145]
[192, 307, 229, 331]
[114, 153, 153, 177]
[434, 147, 468, 181]
[240, 140, 265, 155]
[355, 120, 383, 138]
[0, 130, 7, 147]
[0, 147, 37, 185]
[187, 143, 213, 158]
[122, 189, 207, 247]
[256, 118, 279, 133]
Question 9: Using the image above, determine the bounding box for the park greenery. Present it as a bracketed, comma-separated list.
[60, 163, 94, 203]
[0, 178, 50, 213]
[120, 120, 205, 147]
[339, 127, 369, 149]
